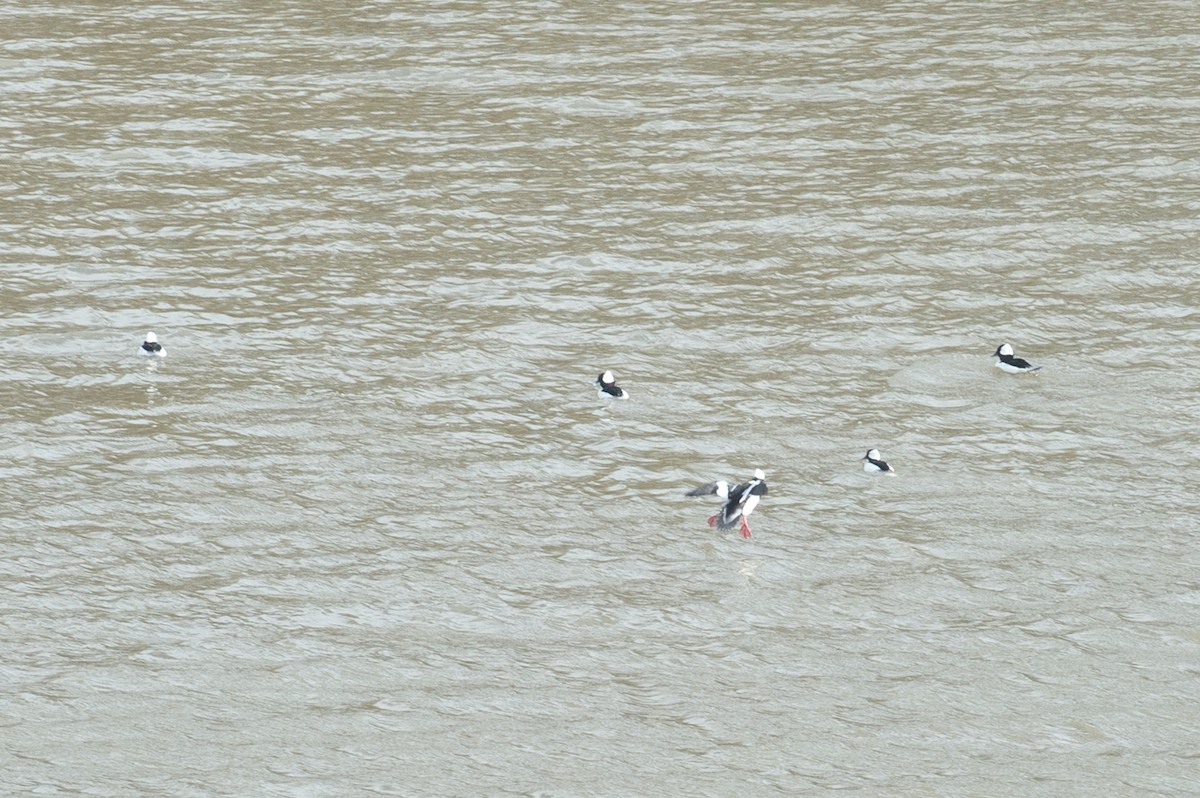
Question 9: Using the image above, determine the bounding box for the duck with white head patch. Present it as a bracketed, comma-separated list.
[861, 448, 895, 474]
[595, 370, 628, 399]
[139, 331, 165, 358]
[686, 469, 767, 538]
[993, 343, 1040, 374]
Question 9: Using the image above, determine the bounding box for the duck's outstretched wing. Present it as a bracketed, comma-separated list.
[686, 480, 729, 498]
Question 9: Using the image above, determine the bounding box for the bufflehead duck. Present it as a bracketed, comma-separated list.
[686, 469, 767, 538]
[861, 448, 895, 474]
[595, 370, 628, 399]
[993, 343, 1040, 374]
[139, 331, 165, 358]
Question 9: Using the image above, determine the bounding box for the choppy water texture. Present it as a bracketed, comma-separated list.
[3, 2, 1199, 796]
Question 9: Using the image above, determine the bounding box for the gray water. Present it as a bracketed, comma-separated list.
[3, 2, 1199, 796]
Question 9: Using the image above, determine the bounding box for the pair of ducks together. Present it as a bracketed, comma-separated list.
[684, 448, 893, 540]
[598, 342, 1038, 539]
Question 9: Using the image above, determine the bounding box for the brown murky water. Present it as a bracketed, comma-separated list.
[3, 2, 1198, 795]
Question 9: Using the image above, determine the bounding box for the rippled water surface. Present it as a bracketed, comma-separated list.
[3, 2, 1199, 796]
